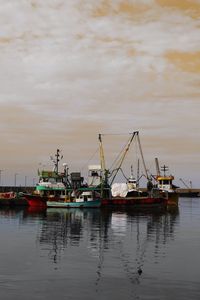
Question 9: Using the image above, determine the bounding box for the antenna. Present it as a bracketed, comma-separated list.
[52, 149, 63, 174]
[130, 165, 134, 178]
[0, 169, 4, 186]
[161, 165, 168, 176]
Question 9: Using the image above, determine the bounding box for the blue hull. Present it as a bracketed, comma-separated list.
[47, 199, 101, 208]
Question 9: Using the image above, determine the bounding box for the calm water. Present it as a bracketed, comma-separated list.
[0, 198, 200, 300]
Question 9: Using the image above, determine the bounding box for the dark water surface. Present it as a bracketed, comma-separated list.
[0, 198, 200, 300]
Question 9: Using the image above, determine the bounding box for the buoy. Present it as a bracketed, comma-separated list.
[138, 268, 142, 275]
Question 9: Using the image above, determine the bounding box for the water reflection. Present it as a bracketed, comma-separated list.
[0, 206, 181, 299]
[0, 206, 179, 262]
[22, 206, 179, 267]
[38, 209, 108, 263]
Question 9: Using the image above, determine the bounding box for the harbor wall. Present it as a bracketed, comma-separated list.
[138, 188, 200, 195]
[0, 186, 200, 194]
[0, 186, 35, 193]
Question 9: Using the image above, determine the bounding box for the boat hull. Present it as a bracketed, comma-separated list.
[0, 192, 27, 206]
[166, 193, 179, 206]
[0, 197, 17, 206]
[23, 194, 48, 208]
[0, 192, 16, 206]
[102, 196, 167, 208]
[47, 199, 101, 208]
[24, 193, 174, 209]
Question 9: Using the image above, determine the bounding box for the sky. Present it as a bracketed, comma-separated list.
[0, 0, 200, 187]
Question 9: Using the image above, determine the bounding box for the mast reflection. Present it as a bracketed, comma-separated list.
[34, 207, 179, 266]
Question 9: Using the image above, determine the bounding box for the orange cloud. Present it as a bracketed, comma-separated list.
[156, 0, 200, 19]
[0, 37, 12, 44]
[92, 0, 150, 18]
[165, 50, 200, 73]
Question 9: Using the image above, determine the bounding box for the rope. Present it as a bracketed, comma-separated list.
[80, 147, 99, 171]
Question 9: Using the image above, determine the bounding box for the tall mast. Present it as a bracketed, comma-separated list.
[137, 159, 140, 186]
[136, 132, 149, 180]
[155, 157, 161, 176]
[99, 134, 109, 197]
[99, 134, 106, 173]
[110, 132, 136, 185]
[55, 149, 60, 174]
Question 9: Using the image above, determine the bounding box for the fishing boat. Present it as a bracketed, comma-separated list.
[24, 149, 102, 208]
[47, 190, 101, 208]
[154, 158, 179, 206]
[24, 149, 71, 207]
[98, 132, 168, 208]
[23, 172, 67, 208]
[24, 132, 176, 209]
[102, 191, 167, 208]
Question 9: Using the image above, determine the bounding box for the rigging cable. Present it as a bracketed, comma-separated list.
[80, 146, 99, 172]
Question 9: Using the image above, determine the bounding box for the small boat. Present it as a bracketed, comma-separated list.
[47, 191, 101, 208]
[156, 175, 179, 206]
[0, 191, 27, 206]
[0, 192, 16, 206]
[154, 159, 179, 206]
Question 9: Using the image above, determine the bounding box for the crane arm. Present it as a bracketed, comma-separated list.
[155, 158, 161, 176]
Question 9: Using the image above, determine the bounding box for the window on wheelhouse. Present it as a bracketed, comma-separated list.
[163, 180, 171, 185]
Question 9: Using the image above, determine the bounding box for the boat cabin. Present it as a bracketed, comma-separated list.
[35, 170, 66, 195]
[88, 165, 102, 187]
[156, 175, 176, 193]
[76, 191, 99, 203]
[127, 176, 137, 191]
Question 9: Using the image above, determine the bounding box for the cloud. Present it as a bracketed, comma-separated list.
[156, 0, 200, 19]
[0, 0, 200, 185]
[165, 50, 200, 73]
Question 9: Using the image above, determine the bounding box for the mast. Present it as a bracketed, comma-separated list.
[51, 149, 63, 175]
[99, 134, 106, 173]
[137, 159, 140, 187]
[161, 165, 168, 177]
[99, 131, 149, 188]
[110, 132, 136, 185]
[155, 157, 161, 176]
[55, 149, 60, 174]
[99, 134, 110, 197]
[136, 132, 149, 180]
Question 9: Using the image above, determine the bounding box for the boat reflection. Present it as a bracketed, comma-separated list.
[33, 206, 179, 265]
[38, 208, 107, 263]
[0, 205, 179, 291]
